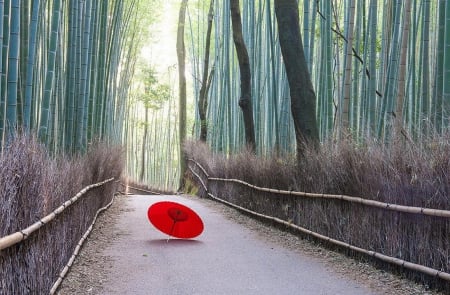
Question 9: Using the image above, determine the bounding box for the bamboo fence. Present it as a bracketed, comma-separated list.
[187, 159, 450, 282]
[49, 191, 118, 294]
[0, 178, 114, 251]
[187, 159, 450, 218]
[121, 183, 162, 195]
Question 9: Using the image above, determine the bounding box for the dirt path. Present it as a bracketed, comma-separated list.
[57, 194, 438, 295]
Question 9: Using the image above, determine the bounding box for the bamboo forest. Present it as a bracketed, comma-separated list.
[1, 0, 450, 293]
[0, 1, 449, 189]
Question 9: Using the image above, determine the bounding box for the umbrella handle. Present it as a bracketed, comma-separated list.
[167, 220, 177, 243]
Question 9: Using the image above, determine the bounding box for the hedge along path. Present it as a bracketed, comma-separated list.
[187, 159, 450, 282]
[0, 177, 114, 251]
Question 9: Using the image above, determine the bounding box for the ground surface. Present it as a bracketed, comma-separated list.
[57, 194, 441, 295]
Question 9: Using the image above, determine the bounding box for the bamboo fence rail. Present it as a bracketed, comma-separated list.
[187, 159, 450, 218]
[121, 183, 162, 195]
[0, 178, 114, 251]
[187, 159, 450, 282]
[49, 192, 118, 294]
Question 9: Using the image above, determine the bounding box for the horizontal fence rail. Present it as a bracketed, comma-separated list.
[187, 159, 450, 218]
[120, 182, 161, 195]
[187, 159, 450, 282]
[0, 178, 114, 251]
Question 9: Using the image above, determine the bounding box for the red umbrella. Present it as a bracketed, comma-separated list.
[147, 201, 204, 239]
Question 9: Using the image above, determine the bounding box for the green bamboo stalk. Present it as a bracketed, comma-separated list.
[377, 0, 402, 139]
[433, 0, 446, 133]
[177, 0, 188, 187]
[75, 0, 92, 152]
[23, 0, 40, 132]
[5, 0, 20, 134]
[420, 0, 430, 134]
[341, 0, 356, 136]
[17, 0, 29, 126]
[442, 0, 450, 130]
[394, 0, 412, 139]
[0, 0, 6, 144]
[38, 0, 61, 142]
[366, 0, 378, 137]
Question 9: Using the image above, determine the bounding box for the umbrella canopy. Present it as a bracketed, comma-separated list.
[147, 201, 204, 239]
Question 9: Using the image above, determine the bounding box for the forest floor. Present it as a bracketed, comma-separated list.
[57, 194, 443, 295]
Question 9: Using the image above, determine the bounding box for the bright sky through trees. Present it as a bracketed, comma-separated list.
[141, 1, 178, 77]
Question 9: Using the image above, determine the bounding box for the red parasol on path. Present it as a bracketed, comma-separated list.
[147, 201, 204, 239]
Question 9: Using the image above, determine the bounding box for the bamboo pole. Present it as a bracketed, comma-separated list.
[0, 178, 114, 251]
[187, 164, 450, 282]
[187, 159, 450, 218]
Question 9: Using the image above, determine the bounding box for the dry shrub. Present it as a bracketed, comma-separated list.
[185, 135, 450, 290]
[0, 134, 124, 294]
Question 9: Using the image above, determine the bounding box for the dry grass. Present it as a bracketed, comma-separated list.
[185, 135, 450, 291]
[0, 134, 124, 294]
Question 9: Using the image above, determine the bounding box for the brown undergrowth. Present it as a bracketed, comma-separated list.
[185, 135, 450, 291]
[0, 134, 124, 294]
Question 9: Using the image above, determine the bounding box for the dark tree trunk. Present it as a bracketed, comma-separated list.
[177, 0, 188, 189]
[198, 0, 214, 142]
[230, 0, 256, 151]
[274, 0, 319, 160]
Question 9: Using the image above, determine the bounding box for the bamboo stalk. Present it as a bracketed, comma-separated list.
[0, 178, 114, 251]
[188, 159, 450, 218]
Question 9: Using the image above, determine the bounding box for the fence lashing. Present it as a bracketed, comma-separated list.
[0, 177, 114, 251]
[187, 159, 450, 282]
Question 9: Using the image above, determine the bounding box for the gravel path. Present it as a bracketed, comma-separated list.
[57, 194, 442, 295]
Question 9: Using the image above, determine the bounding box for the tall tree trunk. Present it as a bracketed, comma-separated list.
[177, 0, 188, 189]
[230, 0, 256, 151]
[198, 0, 214, 142]
[274, 0, 319, 159]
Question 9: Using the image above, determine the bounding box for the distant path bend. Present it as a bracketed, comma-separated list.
[99, 194, 376, 295]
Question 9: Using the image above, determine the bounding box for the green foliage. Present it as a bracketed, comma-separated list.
[138, 65, 171, 110]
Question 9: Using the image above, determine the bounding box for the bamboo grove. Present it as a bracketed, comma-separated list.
[0, 0, 143, 154]
[188, 0, 450, 155]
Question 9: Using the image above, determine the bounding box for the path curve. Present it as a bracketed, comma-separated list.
[99, 194, 376, 295]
